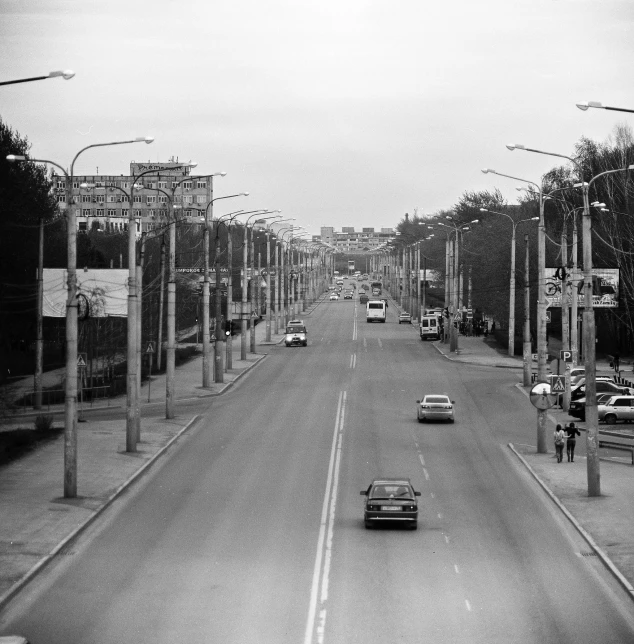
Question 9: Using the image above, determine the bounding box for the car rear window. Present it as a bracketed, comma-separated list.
[368, 303, 384, 309]
[371, 485, 412, 499]
[425, 396, 449, 404]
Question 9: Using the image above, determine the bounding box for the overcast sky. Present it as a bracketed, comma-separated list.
[2, 0, 633, 237]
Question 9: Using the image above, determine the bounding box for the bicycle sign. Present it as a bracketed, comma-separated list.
[545, 267, 620, 308]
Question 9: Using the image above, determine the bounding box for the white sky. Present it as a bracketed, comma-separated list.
[2, 0, 633, 237]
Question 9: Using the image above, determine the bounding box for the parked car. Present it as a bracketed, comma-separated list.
[416, 394, 455, 423]
[568, 392, 614, 420]
[570, 367, 586, 387]
[598, 396, 634, 424]
[360, 478, 420, 529]
[571, 378, 631, 401]
[398, 312, 412, 324]
[329, 293, 339, 301]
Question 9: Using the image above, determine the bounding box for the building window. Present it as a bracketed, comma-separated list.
[147, 181, 156, 189]
[134, 196, 142, 203]
[82, 209, 91, 217]
[107, 209, 116, 217]
[182, 181, 192, 190]
[56, 180, 65, 189]
[96, 209, 105, 217]
[121, 182, 129, 189]
[158, 181, 167, 189]
[134, 209, 141, 217]
[81, 195, 91, 203]
[196, 195, 206, 204]
[78, 222, 87, 232]
[57, 194, 66, 203]
[95, 181, 104, 188]
[197, 180, 207, 189]
[96, 195, 105, 204]
[158, 195, 168, 204]
[146, 195, 157, 204]
[148, 209, 156, 217]
[122, 209, 129, 217]
[72, 181, 80, 189]
[171, 181, 179, 189]
[183, 195, 193, 204]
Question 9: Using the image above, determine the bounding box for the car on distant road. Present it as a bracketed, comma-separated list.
[598, 395, 634, 424]
[398, 312, 412, 324]
[360, 478, 420, 529]
[416, 394, 455, 423]
[329, 293, 339, 301]
[359, 289, 366, 295]
[284, 321, 307, 347]
[568, 392, 614, 421]
[343, 291, 353, 299]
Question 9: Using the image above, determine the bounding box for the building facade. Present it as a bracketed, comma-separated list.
[52, 160, 211, 236]
[319, 226, 394, 252]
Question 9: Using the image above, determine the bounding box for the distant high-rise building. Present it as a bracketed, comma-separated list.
[319, 226, 394, 252]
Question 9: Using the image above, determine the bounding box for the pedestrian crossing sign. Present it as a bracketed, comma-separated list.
[77, 353, 87, 368]
[549, 374, 565, 393]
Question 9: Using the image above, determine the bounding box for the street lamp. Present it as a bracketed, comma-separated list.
[479, 208, 539, 357]
[576, 101, 634, 114]
[0, 69, 75, 86]
[506, 144, 632, 496]
[6, 135, 153, 497]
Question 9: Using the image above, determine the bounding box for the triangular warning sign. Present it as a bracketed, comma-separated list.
[145, 342, 155, 354]
[77, 354, 87, 367]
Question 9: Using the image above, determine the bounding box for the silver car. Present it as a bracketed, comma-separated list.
[598, 396, 634, 424]
[416, 394, 455, 423]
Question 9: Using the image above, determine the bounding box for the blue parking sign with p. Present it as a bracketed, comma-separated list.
[560, 350, 573, 363]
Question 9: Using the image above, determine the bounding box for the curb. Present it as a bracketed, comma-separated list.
[508, 442, 634, 602]
[0, 414, 202, 612]
[430, 340, 522, 370]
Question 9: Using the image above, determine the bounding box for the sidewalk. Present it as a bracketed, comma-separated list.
[432, 333, 634, 600]
[0, 298, 325, 610]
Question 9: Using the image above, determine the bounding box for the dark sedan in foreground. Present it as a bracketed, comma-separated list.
[361, 478, 421, 529]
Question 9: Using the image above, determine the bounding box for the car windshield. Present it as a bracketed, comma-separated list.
[370, 484, 412, 499]
[425, 396, 449, 404]
[286, 326, 305, 334]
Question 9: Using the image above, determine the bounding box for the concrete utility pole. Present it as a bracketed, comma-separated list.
[523, 234, 532, 387]
[157, 237, 166, 371]
[8, 135, 153, 497]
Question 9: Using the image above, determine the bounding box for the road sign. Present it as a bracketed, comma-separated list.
[549, 374, 566, 393]
[145, 341, 155, 354]
[77, 353, 87, 368]
[529, 382, 557, 409]
[560, 350, 573, 363]
[211, 334, 216, 341]
[466, 308, 473, 319]
[531, 353, 538, 361]
[261, 269, 277, 276]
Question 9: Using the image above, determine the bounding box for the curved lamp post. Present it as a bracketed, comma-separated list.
[479, 208, 539, 357]
[7, 135, 153, 497]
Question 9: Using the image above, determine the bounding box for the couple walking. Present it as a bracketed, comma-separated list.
[554, 423, 581, 463]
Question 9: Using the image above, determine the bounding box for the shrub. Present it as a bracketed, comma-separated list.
[34, 414, 54, 432]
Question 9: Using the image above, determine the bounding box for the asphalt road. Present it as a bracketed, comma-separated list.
[3, 295, 634, 643]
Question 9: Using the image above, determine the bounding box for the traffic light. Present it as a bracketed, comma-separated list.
[224, 320, 233, 336]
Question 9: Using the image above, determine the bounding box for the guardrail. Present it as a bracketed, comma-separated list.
[599, 440, 634, 465]
[16, 384, 119, 412]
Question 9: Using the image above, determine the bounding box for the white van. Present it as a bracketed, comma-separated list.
[367, 300, 387, 323]
[420, 315, 440, 340]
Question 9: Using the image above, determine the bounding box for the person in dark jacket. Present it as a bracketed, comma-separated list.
[565, 422, 581, 462]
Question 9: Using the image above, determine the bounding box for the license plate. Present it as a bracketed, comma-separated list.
[381, 506, 401, 511]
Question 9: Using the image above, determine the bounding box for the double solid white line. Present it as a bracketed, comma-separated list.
[303, 390, 346, 644]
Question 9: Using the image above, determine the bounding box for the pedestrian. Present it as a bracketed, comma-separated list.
[565, 422, 581, 462]
[554, 424, 566, 463]
[613, 352, 620, 373]
[491, 321, 496, 334]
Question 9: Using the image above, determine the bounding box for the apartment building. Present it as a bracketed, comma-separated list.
[319, 226, 395, 252]
[51, 160, 211, 236]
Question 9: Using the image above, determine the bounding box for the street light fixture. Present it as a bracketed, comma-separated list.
[576, 101, 634, 114]
[0, 69, 75, 86]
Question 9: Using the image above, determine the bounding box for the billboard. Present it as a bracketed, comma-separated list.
[43, 269, 129, 317]
[545, 267, 619, 308]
